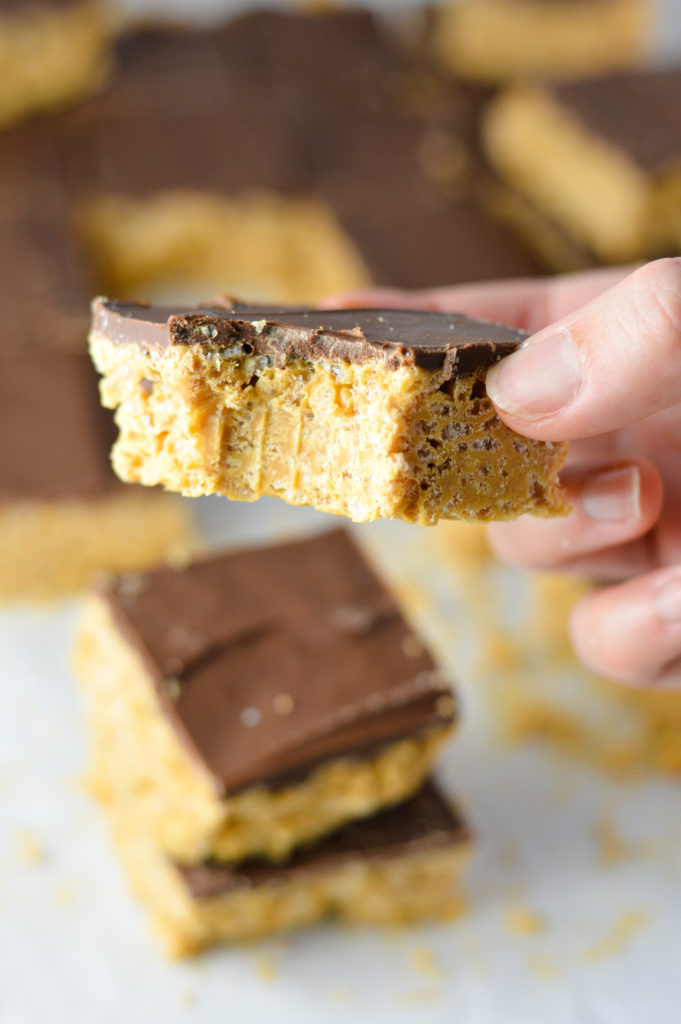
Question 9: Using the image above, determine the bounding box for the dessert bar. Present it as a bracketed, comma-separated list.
[484, 69, 681, 261]
[90, 300, 568, 525]
[109, 780, 470, 956]
[76, 530, 457, 863]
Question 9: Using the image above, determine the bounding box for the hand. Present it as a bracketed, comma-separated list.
[324, 260, 681, 688]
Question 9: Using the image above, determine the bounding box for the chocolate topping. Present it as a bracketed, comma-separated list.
[101, 530, 457, 796]
[0, 348, 120, 500]
[0, 0, 80, 11]
[179, 780, 468, 900]
[92, 299, 527, 379]
[551, 69, 681, 172]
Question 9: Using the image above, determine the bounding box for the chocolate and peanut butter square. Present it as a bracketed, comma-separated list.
[110, 780, 470, 956]
[89, 299, 568, 525]
[484, 68, 681, 262]
[75, 530, 457, 865]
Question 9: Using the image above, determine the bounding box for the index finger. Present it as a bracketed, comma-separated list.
[486, 259, 681, 441]
[321, 266, 632, 332]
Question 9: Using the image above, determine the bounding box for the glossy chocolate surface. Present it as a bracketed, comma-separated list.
[92, 298, 527, 379]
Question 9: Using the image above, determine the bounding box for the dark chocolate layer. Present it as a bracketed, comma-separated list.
[101, 530, 457, 797]
[0, 0, 80, 12]
[551, 69, 681, 171]
[179, 781, 468, 900]
[0, 348, 120, 500]
[92, 299, 527, 379]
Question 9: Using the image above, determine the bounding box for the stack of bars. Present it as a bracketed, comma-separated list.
[75, 529, 470, 956]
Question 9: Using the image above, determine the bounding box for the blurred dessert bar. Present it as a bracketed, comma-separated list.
[0, 346, 194, 601]
[484, 69, 681, 262]
[110, 780, 470, 956]
[480, 178, 601, 274]
[0, 0, 109, 128]
[89, 299, 568, 525]
[65, 12, 545, 298]
[436, 0, 648, 82]
[75, 530, 458, 864]
[81, 193, 371, 307]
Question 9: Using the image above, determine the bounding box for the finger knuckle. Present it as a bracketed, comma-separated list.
[629, 258, 681, 349]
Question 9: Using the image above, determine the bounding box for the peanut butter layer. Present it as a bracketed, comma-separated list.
[109, 780, 470, 956]
[90, 299, 568, 525]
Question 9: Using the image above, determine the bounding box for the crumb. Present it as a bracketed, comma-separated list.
[239, 706, 261, 728]
[528, 954, 559, 979]
[502, 691, 581, 746]
[583, 910, 648, 962]
[16, 829, 44, 865]
[254, 955, 278, 982]
[482, 634, 525, 672]
[397, 987, 442, 1004]
[328, 987, 353, 1004]
[593, 816, 634, 866]
[505, 906, 545, 937]
[54, 883, 76, 907]
[409, 946, 446, 979]
[272, 693, 295, 716]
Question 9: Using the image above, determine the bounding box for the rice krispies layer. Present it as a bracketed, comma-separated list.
[90, 329, 567, 525]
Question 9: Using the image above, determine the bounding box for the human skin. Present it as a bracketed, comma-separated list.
[324, 259, 681, 688]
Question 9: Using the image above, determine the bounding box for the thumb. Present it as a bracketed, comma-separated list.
[486, 258, 681, 441]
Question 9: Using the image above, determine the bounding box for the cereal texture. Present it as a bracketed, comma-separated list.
[90, 332, 568, 526]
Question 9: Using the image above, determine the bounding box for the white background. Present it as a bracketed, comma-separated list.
[3, 2, 681, 1022]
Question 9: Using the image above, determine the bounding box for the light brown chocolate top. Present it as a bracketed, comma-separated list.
[91, 298, 527, 378]
[100, 530, 457, 797]
[179, 780, 468, 899]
